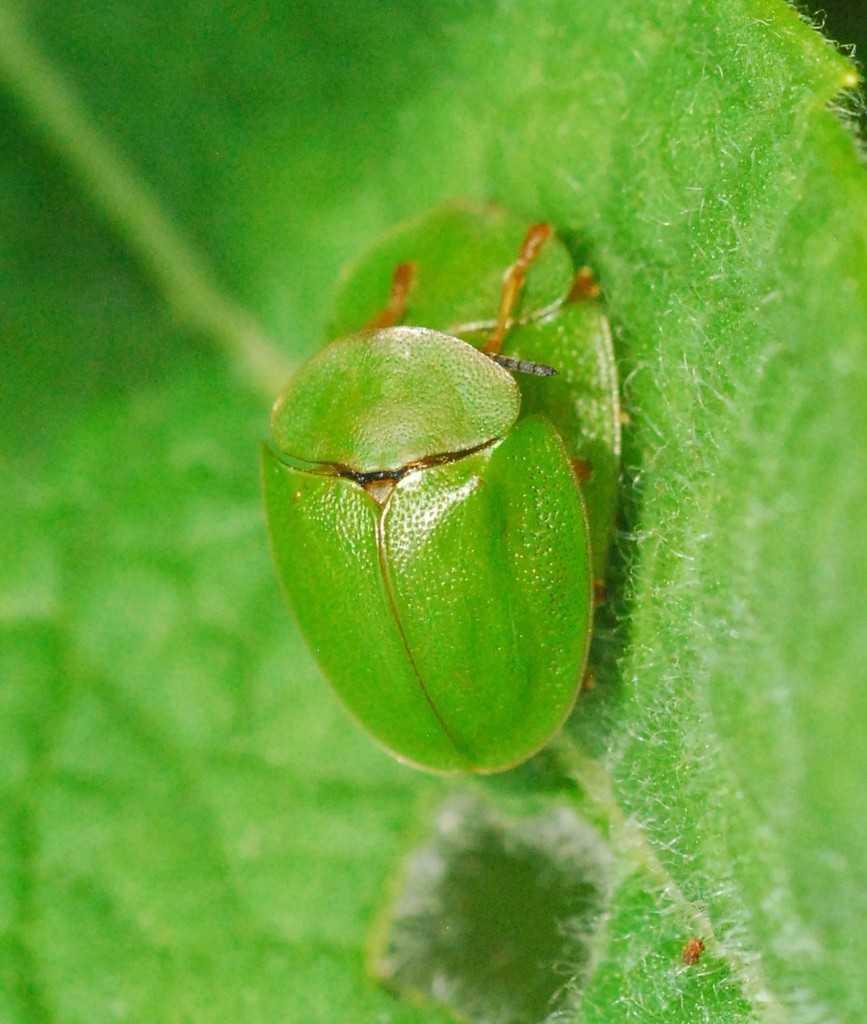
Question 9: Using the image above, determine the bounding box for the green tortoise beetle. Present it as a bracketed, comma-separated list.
[261, 204, 620, 774]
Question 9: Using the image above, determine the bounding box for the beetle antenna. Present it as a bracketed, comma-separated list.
[490, 353, 558, 377]
[484, 223, 552, 356]
[364, 261, 417, 330]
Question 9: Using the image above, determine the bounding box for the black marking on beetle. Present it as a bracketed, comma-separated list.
[490, 353, 559, 377]
[343, 437, 500, 487]
[355, 467, 406, 484]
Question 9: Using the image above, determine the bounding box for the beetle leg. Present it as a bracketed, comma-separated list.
[564, 265, 601, 304]
[484, 223, 553, 355]
[363, 261, 417, 330]
[570, 456, 593, 483]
